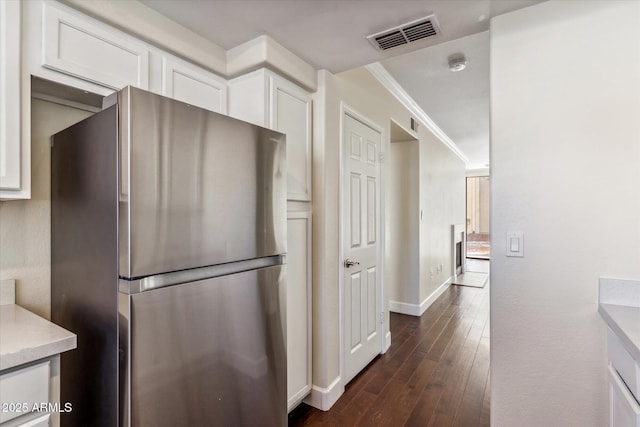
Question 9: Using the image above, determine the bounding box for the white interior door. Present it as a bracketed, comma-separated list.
[342, 112, 382, 383]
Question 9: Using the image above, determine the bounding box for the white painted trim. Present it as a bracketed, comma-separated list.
[0, 279, 16, 305]
[303, 376, 344, 411]
[389, 277, 452, 317]
[383, 331, 391, 353]
[365, 62, 468, 164]
[452, 224, 466, 280]
[388, 300, 423, 317]
[226, 35, 317, 92]
[338, 103, 346, 404]
[390, 116, 418, 142]
[466, 168, 490, 177]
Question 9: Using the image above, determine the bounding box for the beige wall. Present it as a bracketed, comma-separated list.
[387, 141, 419, 305]
[0, 99, 92, 319]
[418, 130, 466, 302]
[491, 1, 640, 425]
[311, 66, 465, 404]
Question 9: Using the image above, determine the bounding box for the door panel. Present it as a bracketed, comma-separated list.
[350, 272, 362, 350]
[367, 177, 376, 244]
[269, 75, 312, 201]
[350, 173, 361, 246]
[367, 267, 377, 336]
[161, 56, 227, 114]
[343, 113, 382, 383]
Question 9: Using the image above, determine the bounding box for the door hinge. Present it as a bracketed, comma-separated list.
[380, 312, 384, 324]
[379, 152, 385, 163]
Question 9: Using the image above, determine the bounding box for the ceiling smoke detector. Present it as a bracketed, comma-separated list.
[448, 54, 467, 72]
[367, 14, 440, 51]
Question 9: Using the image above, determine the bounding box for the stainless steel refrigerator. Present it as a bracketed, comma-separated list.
[51, 87, 287, 426]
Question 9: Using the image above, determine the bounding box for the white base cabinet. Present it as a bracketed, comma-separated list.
[607, 327, 640, 427]
[609, 365, 640, 427]
[0, 357, 61, 427]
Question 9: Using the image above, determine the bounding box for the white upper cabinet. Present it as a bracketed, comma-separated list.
[2, 0, 230, 200]
[42, 1, 150, 90]
[0, 0, 27, 199]
[270, 76, 312, 201]
[229, 69, 312, 201]
[161, 55, 227, 114]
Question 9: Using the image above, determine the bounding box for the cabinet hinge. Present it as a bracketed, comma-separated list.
[380, 312, 384, 324]
[379, 152, 385, 163]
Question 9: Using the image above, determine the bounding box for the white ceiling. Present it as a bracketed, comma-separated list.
[381, 31, 490, 170]
[139, 0, 545, 168]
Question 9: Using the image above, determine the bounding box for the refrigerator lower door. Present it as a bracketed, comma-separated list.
[124, 265, 286, 427]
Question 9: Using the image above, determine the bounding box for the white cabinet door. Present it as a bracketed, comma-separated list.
[286, 211, 312, 410]
[227, 70, 268, 126]
[0, 0, 24, 197]
[269, 75, 312, 201]
[609, 364, 640, 427]
[16, 413, 51, 427]
[42, 1, 149, 90]
[0, 362, 50, 423]
[229, 69, 313, 201]
[161, 56, 227, 114]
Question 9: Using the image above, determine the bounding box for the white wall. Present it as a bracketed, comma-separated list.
[387, 141, 419, 305]
[418, 133, 466, 301]
[0, 99, 92, 319]
[490, 1, 640, 425]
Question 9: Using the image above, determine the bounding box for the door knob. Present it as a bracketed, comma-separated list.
[344, 258, 360, 268]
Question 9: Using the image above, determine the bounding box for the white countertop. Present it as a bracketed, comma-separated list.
[599, 277, 640, 362]
[0, 304, 77, 371]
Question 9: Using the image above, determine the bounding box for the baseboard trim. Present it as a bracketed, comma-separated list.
[389, 277, 452, 317]
[303, 376, 344, 411]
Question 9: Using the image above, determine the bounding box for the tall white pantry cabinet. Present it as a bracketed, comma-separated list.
[229, 69, 313, 410]
[1, 0, 313, 414]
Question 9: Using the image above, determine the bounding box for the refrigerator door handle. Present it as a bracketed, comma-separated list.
[119, 255, 286, 294]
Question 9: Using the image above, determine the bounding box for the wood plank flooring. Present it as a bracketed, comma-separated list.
[288, 280, 490, 427]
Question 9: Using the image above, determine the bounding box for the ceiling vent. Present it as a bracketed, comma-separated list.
[367, 15, 440, 51]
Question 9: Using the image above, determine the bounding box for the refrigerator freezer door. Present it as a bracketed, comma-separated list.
[118, 87, 286, 279]
[125, 264, 286, 426]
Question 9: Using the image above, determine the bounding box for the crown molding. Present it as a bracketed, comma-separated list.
[365, 62, 468, 164]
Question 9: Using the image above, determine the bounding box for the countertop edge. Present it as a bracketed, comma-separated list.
[0, 305, 77, 372]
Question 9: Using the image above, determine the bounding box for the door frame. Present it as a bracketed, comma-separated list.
[338, 102, 387, 389]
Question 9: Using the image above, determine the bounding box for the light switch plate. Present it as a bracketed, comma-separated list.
[506, 231, 524, 257]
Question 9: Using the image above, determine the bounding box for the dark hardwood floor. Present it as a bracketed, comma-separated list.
[289, 280, 490, 426]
